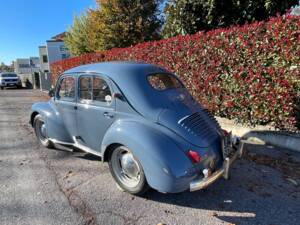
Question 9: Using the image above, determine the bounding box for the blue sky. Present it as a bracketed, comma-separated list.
[0, 0, 96, 64]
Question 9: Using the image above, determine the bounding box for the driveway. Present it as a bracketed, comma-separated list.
[0, 89, 299, 225]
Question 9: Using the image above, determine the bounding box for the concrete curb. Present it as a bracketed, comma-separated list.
[216, 117, 300, 153]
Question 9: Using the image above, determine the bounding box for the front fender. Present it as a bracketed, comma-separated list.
[101, 120, 196, 193]
[31, 100, 73, 143]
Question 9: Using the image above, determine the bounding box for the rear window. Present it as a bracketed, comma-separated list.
[147, 73, 183, 91]
[1, 74, 18, 78]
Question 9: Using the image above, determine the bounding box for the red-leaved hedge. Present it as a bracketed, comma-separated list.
[51, 15, 300, 130]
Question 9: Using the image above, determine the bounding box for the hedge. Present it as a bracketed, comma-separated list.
[51, 15, 300, 131]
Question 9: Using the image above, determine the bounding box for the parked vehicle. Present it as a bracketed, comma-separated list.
[30, 62, 243, 195]
[0, 73, 22, 89]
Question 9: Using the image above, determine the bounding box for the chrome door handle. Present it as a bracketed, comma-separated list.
[103, 112, 114, 118]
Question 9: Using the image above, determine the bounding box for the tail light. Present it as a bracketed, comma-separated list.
[222, 129, 230, 136]
[187, 150, 201, 164]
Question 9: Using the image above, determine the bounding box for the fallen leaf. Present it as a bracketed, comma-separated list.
[63, 170, 75, 179]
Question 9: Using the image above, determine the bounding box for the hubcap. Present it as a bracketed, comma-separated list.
[35, 119, 47, 142]
[41, 124, 47, 138]
[111, 148, 141, 188]
[120, 153, 140, 178]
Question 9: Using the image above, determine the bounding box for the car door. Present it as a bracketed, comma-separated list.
[54, 75, 77, 139]
[76, 74, 115, 152]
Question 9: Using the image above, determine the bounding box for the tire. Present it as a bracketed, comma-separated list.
[33, 114, 54, 149]
[108, 146, 149, 195]
[0, 87, 4, 90]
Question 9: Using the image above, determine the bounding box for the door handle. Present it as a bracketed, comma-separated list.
[103, 112, 114, 119]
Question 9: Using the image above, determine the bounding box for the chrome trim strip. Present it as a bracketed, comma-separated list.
[49, 138, 103, 157]
[177, 115, 190, 124]
[49, 138, 74, 146]
[74, 142, 102, 157]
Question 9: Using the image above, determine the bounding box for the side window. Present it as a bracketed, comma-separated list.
[79, 75, 112, 104]
[57, 76, 75, 101]
[79, 76, 92, 100]
[93, 77, 112, 103]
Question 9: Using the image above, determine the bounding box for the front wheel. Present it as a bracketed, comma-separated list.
[108, 146, 149, 195]
[0, 87, 4, 90]
[33, 114, 54, 148]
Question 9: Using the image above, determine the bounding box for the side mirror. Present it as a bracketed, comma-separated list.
[48, 88, 55, 97]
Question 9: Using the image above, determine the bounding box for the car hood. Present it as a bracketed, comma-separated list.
[157, 89, 222, 148]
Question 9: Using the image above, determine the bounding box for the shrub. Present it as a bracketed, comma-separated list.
[52, 15, 300, 131]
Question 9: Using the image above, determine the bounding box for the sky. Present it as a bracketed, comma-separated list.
[0, 0, 96, 65]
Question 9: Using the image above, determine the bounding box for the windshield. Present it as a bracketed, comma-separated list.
[147, 73, 183, 91]
[1, 74, 18, 78]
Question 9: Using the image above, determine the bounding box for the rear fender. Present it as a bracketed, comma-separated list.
[101, 120, 195, 193]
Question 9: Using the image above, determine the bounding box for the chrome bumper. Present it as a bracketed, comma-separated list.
[190, 141, 244, 192]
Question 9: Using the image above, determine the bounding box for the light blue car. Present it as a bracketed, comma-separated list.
[30, 62, 243, 195]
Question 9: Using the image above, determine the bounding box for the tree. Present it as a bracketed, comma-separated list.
[163, 0, 298, 38]
[64, 13, 93, 56]
[89, 0, 162, 50]
[0, 62, 14, 72]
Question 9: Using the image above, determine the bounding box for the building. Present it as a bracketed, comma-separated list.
[39, 32, 70, 73]
[13, 57, 40, 88]
[38, 32, 70, 90]
[14, 57, 40, 75]
[39, 46, 50, 73]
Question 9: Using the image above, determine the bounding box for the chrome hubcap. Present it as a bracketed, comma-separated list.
[112, 148, 141, 188]
[35, 119, 47, 142]
[41, 124, 47, 138]
[120, 153, 140, 179]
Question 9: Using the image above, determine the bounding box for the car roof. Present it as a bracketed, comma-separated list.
[64, 61, 168, 79]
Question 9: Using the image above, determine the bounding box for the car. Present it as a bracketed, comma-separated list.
[30, 62, 243, 195]
[0, 73, 22, 89]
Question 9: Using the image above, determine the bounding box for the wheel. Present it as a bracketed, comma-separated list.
[33, 114, 54, 148]
[108, 146, 149, 195]
[0, 87, 4, 90]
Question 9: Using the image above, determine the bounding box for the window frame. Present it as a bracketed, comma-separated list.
[77, 74, 114, 107]
[55, 75, 76, 102]
[146, 73, 184, 92]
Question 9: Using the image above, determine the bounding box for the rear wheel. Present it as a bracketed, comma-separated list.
[33, 114, 54, 148]
[108, 146, 149, 195]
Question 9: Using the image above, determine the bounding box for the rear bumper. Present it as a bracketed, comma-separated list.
[190, 141, 244, 192]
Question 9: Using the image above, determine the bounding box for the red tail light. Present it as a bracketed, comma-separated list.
[188, 150, 201, 164]
[222, 129, 229, 136]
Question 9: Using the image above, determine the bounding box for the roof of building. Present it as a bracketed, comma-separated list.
[51, 32, 66, 41]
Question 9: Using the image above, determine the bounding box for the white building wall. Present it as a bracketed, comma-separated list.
[14, 58, 31, 74]
[39, 46, 50, 72]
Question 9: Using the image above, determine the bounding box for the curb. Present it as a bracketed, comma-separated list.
[216, 117, 300, 153]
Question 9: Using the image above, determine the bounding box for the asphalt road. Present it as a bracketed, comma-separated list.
[0, 89, 299, 225]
